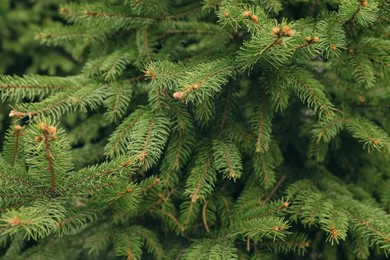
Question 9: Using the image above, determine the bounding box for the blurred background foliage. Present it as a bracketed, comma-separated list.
[0, 0, 77, 147]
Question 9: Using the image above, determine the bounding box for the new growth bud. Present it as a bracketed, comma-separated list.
[47, 126, 57, 136]
[40, 123, 48, 131]
[173, 91, 184, 100]
[251, 15, 258, 23]
[305, 36, 319, 43]
[271, 27, 280, 36]
[281, 25, 294, 37]
[8, 217, 21, 226]
[243, 10, 251, 18]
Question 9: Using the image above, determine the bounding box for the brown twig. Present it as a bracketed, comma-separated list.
[202, 200, 210, 233]
[261, 173, 288, 204]
[43, 131, 56, 193]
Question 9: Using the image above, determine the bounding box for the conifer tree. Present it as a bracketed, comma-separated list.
[0, 0, 389, 259]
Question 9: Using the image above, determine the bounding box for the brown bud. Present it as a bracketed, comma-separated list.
[273, 226, 280, 232]
[331, 44, 337, 51]
[275, 38, 284, 46]
[372, 139, 380, 145]
[271, 27, 280, 36]
[251, 15, 258, 23]
[120, 162, 127, 167]
[357, 95, 365, 103]
[281, 25, 290, 35]
[243, 10, 251, 18]
[283, 201, 289, 207]
[286, 29, 295, 37]
[16, 112, 24, 118]
[361, 0, 368, 7]
[145, 69, 152, 75]
[305, 36, 312, 42]
[39, 123, 47, 131]
[59, 7, 70, 15]
[8, 217, 21, 226]
[313, 36, 320, 43]
[224, 11, 230, 18]
[190, 194, 200, 202]
[173, 91, 184, 100]
[35, 136, 43, 142]
[15, 125, 22, 131]
[126, 187, 133, 193]
[47, 126, 57, 136]
[9, 110, 17, 117]
[192, 84, 199, 90]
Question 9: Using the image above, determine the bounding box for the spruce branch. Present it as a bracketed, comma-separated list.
[105, 108, 148, 158]
[1, 0, 389, 258]
[185, 147, 216, 203]
[42, 128, 56, 194]
[212, 139, 243, 180]
[285, 68, 336, 118]
[202, 200, 211, 233]
[11, 84, 106, 120]
[11, 126, 23, 166]
[262, 174, 288, 204]
[339, 0, 379, 27]
[251, 90, 273, 153]
[0, 75, 77, 101]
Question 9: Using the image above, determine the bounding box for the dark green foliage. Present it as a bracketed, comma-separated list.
[0, 0, 390, 259]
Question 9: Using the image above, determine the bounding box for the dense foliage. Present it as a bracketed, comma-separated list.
[0, 0, 389, 259]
